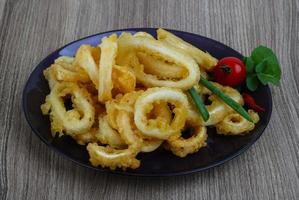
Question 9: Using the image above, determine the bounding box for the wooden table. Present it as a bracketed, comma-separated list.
[0, 0, 298, 199]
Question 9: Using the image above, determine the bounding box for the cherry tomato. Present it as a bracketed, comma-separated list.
[213, 57, 246, 87]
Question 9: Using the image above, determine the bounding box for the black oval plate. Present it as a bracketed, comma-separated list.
[22, 28, 272, 177]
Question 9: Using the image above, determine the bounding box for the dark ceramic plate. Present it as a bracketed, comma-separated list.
[22, 28, 272, 177]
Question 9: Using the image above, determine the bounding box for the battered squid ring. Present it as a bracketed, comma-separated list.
[117, 104, 163, 153]
[115, 91, 164, 153]
[157, 28, 218, 70]
[138, 101, 171, 152]
[140, 138, 163, 152]
[117, 33, 200, 90]
[52, 63, 90, 83]
[134, 87, 189, 140]
[41, 82, 95, 136]
[136, 52, 188, 79]
[87, 94, 144, 170]
[133, 32, 155, 39]
[43, 57, 78, 89]
[87, 142, 141, 170]
[105, 99, 121, 130]
[106, 91, 143, 130]
[72, 128, 98, 145]
[43, 67, 59, 90]
[112, 65, 136, 93]
[166, 125, 208, 157]
[216, 110, 259, 135]
[87, 93, 143, 170]
[98, 34, 118, 102]
[51, 56, 90, 83]
[96, 115, 126, 149]
[74, 45, 101, 88]
[54, 56, 75, 64]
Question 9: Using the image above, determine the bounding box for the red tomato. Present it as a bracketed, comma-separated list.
[213, 57, 246, 87]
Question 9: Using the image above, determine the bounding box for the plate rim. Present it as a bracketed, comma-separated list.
[22, 28, 273, 177]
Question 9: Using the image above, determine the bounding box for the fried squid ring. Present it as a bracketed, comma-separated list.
[88, 94, 143, 170]
[117, 91, 163, 152]
[133, 32, 154, 39]
[51, 63, 90, 83]
[140, 138, 163, 152]
[134, 87, 188, 140]
[41, 82, 95, 136]
[187, 82, 244, 126]
[166, 125, 207, 157]
[72, 128, 98, 145]
[74, 45, 100, 88]
[137, 52, 188, 79]
[74, 37, 135, 99]
[138, 101, 167, 152]
[106, 91, 143, 129]
[157, 28, 218, 70]
[118, 110, 163, 153]
[43, 56, 90, 90]
[117, 33, 200, 90]
[117, 110, 143, 146]
[96, 115, 126, 149]
[150, 101, 173, 123]
[51, 56, 90, 83]
[216, 110, 259, 135]
[138, 101, 171, 152]
[43, 67, 59, 89]
[112, 65, 136, 93]
[98, 34, 118, 102]
[105, 100, 121, 130]
[87, 142, 141, 170]
[54, 56, 75, 64]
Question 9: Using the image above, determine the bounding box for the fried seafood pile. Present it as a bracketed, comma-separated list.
[41, 28, 259, 170]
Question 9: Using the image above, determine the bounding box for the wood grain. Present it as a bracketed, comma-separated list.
[0, 0, 298, 199]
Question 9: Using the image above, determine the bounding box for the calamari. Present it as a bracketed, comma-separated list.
[133, 32, 154, 39]
[117, 32, 200, 90]
[41, 82, 95, 136]
[216, 110, 259, 135]
[87, 92, 143, 170]
[43, 67, 59, 89]
[112, 65, 136, 93]
[98, 34, 118, 102]
[134, 87, 189, 140]
[74, 45, 101, 88]
[166, 125, 207, 157]
[52, 56, 90, 83]
[157, 28, 218, 70]
[137, 52, 188, 79]
[87, 142, 141, 170]
[118, 91, 164, 152]
[74, 41, 135, 99]
[72, 128, 98, 145]
[96, 115, 126, 149]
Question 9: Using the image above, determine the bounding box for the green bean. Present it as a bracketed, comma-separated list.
[199, 75, 253, 123]
[188, 87, 210, 121]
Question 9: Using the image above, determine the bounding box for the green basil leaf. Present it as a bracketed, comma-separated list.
[255, 60, 267, 73]
[251, 45, 275, 64]
[246, 74, 259, 91]
[244, 57, 255, 73]
[257, 73, 280, 85]
[256, 54, 281, 85]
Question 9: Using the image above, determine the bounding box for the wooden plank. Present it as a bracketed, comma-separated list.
[0, 0, 298, 199]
